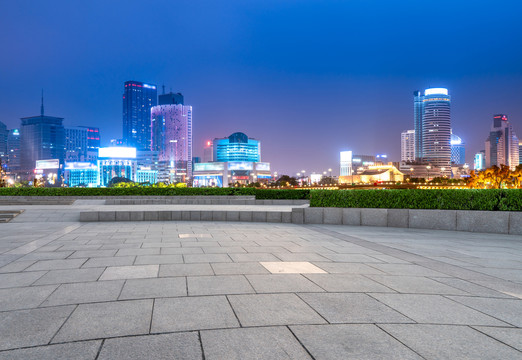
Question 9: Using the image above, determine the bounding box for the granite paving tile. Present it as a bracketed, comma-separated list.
[40, 280, 125, 307]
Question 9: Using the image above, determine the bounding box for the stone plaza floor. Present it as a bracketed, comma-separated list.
[0, 204, 522, 359]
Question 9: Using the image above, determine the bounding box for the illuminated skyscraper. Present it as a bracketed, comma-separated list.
[450, 132, 465, 165]
[122, 80, 157, 150]
[213, 132, 260, 162]
[485, 114, 519, 170]
[401, 129, 415, 162]
[413, 91, 423, 160]
[422, 88, 451, 170]
[151, 104, 193, 183]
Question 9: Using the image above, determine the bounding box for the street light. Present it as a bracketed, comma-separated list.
[426, 165, 431, 182]
[441, 167, 446, 178]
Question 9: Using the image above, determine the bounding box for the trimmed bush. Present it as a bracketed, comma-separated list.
[310, 189, 522, 211]
[254, 189, 310, 200]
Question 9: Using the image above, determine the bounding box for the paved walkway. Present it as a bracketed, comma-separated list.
[0, 205, 521, 359]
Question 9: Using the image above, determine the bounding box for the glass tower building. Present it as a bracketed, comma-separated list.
[450, 133, 465, 165]
[485, 114, 519, 170]
[151, 104, 193, 183]
[213, 132, 260, 162]
[421, 88, 451, 170]
[401, 129, 415, 162]
[122, 81, 157, 150]
[413, 91, 424, 160]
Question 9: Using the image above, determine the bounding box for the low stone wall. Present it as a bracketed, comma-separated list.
[105, 198, 309, 206]
[300, 207, 522, 235]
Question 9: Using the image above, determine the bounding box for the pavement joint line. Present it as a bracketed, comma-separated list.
[93, 338, 105, 360]
[374, 323, 429, 360]
[306, 224, 515, 284]
[197, 330, 206, 360]
[470, 325, 522, 353]
[225, 295, 243, 328]
[47, 303, 78, 345]
[286, 325, 318, 360]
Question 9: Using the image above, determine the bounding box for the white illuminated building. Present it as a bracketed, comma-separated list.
[97, 147, 138, 187]
[340, 151, 353, 176]
[401, 130, 415, 162]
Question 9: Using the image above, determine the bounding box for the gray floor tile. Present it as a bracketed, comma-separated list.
[299, 293, 412, 324]
[292, 324, 422, 360]
[134, 254, 184, 265]
[99, 265, 159, 280]
[160, 247, 204, 254]
[366, 275, 468, 295]
[151, 296, 239, 332]
[312, 262, 386, 274]
[228, 293, 326, 326]
[211, 262, 270, 275]
[53, 299, 153, 342]
[371, 293, 509, 326]
[381, 324, 522, 360]
[41, 281, 125, 306]
[0, 305, 75, 350]
[115, 248, 160, 256]
[246, 274, 325, 293]
[159, 263, 214, 276]
[0, 271, 46, 288]
[448, 296, 522, 327]
[368, 263, 450, 277]
[473, 326, 522, 351]
[0, 285, 58, 311]
[201, 326, 311, 360]
[81, 256, 135, 268]
[98, 333, 202, 360]
[202, 246, 247, 254]
[188, 275, 254, 296]
[184, 254, 232, 263]
[26, 258, 88, 271]
[33, 268, 105, 285]
[69, 249, 117, 258]
[119, 277, 186, 299]
[305, 274, 394, 292]
[430, 277, 515, 298]
[0, 340, 101, 360]
[229, 253, 281, 262]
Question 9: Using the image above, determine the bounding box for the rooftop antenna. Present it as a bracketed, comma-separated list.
[40, 89, 44, 116]
[162, 84, 165, 95]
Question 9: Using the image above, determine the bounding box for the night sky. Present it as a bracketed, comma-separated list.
[1, 0, 521, 176]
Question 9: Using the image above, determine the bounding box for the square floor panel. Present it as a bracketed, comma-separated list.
[259, 262, 327, 274]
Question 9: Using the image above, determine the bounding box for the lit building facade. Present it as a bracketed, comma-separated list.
[97, 147, 137, 187]
[340, 151, 353, 176]
[401, 129, 415, 162]
[122, 80, 157, 150]
[0, 121, 7, 168]
[64, 162, 98, 187]
[20, 110, 65, 173]
[7, 129, 21, 171]
[450, 133, 465, 165]
[474, 151, 486, 171]
[413, 91, 423, 160]
[193, 161, 271, 187]
[422, 88, 451, 173]
[151, 104, 193, 183]
[485, 114, 519, 170]
[213, 133, 260, 162]
[65, 127, 88, 162]
[203, 140, 213, 162]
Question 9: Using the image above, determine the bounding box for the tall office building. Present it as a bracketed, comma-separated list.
[203, 140, 213, 162]
[401, 129, 415, 162]
[7, 129, 21, 171]
[159, 91, 184, 105]
[413, 91, 423, 160]
[474, 150, 486, 171]
[0, 121, 7, 167]
[122, 81, 157, 150]
[20, 98, 65, 172]
[65, 127, 88, 162]
[519, 141, 522, 165]
[450, 132, 465, 165]
[485, 114, 519, 170]
[79, 126, 100, 150]
[421, 88, 451, 170]
[151, 104, 193, 183]
[213, 132, 260, 162]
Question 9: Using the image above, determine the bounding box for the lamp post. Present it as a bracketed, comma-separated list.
[328, 168, 332, 177]
[410, 167, 414, 182]
[441, 167, 446, 179]
[426, 165, 431, 183]
[301, 170, 306, 185]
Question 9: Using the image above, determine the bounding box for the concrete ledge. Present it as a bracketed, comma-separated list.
[409, 209, 457, 231]
[361, 208, 388, 227]
[457, 210, 509, 234]
[388, 209, 409, 228]
[78, 207, 522, 236]
[304, 208, 323, 224]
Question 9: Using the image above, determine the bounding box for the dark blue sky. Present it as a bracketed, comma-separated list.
[1, 0, 521, 175]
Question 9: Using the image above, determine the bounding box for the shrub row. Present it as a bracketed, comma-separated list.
[310, 189, 522, 211]
[0, 187, 256, 197]
[0, 187, 311, 199]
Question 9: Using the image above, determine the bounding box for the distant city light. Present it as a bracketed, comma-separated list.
[424, 88, 448, 96]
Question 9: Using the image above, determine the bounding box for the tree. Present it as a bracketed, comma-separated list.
[108, 177, 134, 187]
[275, 175, 297, 187]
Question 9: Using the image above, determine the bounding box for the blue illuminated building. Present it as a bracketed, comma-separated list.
[213, 132, 260, 162]
[450, 133, 465, 165]
[122, 80, 157, 150]
[64, 162, 98, 187]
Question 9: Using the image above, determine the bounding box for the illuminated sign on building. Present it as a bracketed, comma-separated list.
[194, 163, 225, 171]
[36, 159, 60, 169]
[98, 147, 136, 159]
[424, 88, 448, 96]
[255, 162, 270, 171]
[228, 162, 254, 170]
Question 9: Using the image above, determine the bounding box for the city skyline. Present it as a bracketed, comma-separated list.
[1, 1, 522, 175]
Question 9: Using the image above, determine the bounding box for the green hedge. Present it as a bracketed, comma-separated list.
[310, 189, 522, 211]
[0, 187, 256, 197]
[254, 189, 310, 200]
[0, 187, 310, 199]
